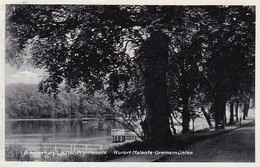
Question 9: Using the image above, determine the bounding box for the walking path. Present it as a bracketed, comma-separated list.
[108, 115, 255, 162]
[158, 121, 255, 162]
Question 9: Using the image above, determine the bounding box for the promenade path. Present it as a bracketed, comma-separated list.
[158, 121, 255, 162]
[108, 114, 255, 162]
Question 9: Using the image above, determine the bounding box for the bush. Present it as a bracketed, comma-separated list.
[5, 144, 32, 161]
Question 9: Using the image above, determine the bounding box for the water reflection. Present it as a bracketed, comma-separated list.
[6, 119, 119, 138]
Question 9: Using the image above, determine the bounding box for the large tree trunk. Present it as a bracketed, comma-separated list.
[229, 100, 234, 124]
[140, 31, 172, 144]
[202, 107, 212, 128]
[213, 95, 220, 130]
[235, 100, 239, 122]
[169, 114, 177, 135]
[243, 98, 250, 120]
[224, 109, 227, 125]
[213, 91, 226, 130]
[182, 94, 190, 133]
[221, 99, 227, 128]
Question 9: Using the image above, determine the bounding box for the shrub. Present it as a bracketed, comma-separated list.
[5, 144, 32, 161]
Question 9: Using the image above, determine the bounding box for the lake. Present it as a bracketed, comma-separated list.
[5, 118, 123, 149]
[6, 109, 240, 149]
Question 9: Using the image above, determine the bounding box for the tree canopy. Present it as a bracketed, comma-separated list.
[6, 5, 255, 142]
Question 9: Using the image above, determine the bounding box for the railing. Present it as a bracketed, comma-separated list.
[111, 129, 125, 136]
[111, 129, 137, 142]
[5, 142, 103, 152]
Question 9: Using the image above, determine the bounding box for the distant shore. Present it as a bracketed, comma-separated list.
[6, 118, 82, 121]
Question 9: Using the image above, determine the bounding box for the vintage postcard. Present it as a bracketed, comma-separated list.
[0, 0, 258, 166]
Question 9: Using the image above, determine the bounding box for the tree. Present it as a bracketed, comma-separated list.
[167, 7, 216, 133]
[228, 100, 235, 124]
[6, 5, 178, 143]
[200, 6, 255, 129]
[6, 5, 255, 142]
[138, 30, 172, 141]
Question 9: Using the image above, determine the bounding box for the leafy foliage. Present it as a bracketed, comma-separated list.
[6, 5, 255, 135]
[5, 84, 110, 118]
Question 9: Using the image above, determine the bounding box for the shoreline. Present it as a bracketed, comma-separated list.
[6, 118, 82, 121]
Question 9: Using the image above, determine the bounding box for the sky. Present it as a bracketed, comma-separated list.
[5, 63, 44, 85]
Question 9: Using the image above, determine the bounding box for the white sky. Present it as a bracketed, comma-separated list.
[5, 64, 44, 84]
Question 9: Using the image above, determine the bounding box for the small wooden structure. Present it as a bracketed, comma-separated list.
[111, 129, 137, 143]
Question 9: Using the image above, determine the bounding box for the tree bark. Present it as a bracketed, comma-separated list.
[235, 100, 239, 122]
[229, 100, 234, 124]
[213, 95, 220, 130]
[141, 31, 172, 144]
[243, 98, 250, 120]
[202, 107, 212, 128]
[220, 99, 227, 128]
[182, 95, 190, 133]
[224, 109, 227, 125]
[213, 91, 226, 130]
[169, 114, 177, 135]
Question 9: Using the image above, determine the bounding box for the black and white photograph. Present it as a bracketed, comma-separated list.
[2, 2, 256, 163]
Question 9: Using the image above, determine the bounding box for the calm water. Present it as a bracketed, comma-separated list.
[5, 118, 121, 145]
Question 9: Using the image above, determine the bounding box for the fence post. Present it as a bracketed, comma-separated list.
[54, 144, 57, 152]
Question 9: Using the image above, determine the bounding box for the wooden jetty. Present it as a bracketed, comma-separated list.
[111, 129, 137, 143]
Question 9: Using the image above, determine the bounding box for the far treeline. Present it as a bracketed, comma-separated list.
[6, 5, 255, 144]
[5, 83, 113, 119]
